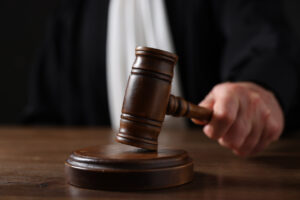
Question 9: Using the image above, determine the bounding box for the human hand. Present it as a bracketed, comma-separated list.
[192, 82, 284, 156]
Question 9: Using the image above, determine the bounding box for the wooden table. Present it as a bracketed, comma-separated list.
[0, 127, 299, 199]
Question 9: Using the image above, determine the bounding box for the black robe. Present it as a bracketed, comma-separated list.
[22, 0, 300, 131]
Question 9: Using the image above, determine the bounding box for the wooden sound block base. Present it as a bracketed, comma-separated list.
[65, 144, 193, 190]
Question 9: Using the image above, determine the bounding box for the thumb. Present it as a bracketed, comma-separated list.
[199, 92, 215, 109]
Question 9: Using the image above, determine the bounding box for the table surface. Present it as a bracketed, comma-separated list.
[0, 127, 300, 200]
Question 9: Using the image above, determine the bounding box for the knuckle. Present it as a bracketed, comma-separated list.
[223, 83, 240, 94]
[269, 122, 282, 135]
[265, 123, 282, 142]
[203, 126, 220, 140]
[213, 82, 236, 94]
[249, 92, 262, 106]
[229, 140, 243, 150]
[218, 138, 229, 148]
[261, 109, 271, 121]
[229, 83, 244, 93]
[222, 135, 244, 150]
[218, 137, 235, 149]
[216, 112, 235, 125]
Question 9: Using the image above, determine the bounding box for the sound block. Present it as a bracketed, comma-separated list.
[65, 144, 193, 190]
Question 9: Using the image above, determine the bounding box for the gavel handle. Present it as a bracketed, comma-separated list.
[166, 94, 213, 125]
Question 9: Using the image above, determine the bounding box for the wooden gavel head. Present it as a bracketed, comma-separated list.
[117, 46, 212, 150]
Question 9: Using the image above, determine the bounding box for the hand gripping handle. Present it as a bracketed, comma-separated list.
[166, 94, 213, 125]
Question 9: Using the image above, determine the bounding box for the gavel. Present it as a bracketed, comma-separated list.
[117, 46, 213, 150]
[66, 46, 201, 190]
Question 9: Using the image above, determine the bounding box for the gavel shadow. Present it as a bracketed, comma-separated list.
[67, 172, 216, 196]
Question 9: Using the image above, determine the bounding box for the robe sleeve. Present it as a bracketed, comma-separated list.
[218, 0, 300, 114]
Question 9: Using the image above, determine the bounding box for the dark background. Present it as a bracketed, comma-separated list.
[0, 0, 300, 124]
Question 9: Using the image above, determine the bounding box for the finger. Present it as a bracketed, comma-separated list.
[218, 115, 251, 151]
[218, 91, 252, 150]
[234, 125, 262, 157]
[250, 129, 271, 155]
[191, 93, 214, 125]
[251, 118, 280, 155]
[235, 101, 269, 156]
[203, 91, 239, 140]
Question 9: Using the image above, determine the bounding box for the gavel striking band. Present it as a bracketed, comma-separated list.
[117, 46, 213, 150]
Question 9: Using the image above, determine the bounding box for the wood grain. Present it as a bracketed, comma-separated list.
[65, 144, 193, 190]
[118, 46, 212, 150]
[0, 127, 300, 199]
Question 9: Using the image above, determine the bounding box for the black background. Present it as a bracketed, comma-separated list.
[0, 0, 299, 124]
